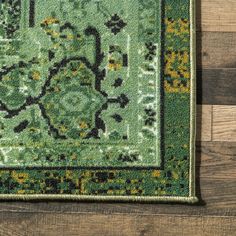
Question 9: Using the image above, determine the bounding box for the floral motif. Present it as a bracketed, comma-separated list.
[105, 14, 127, 35]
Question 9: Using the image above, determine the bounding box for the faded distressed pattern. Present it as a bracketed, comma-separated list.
[0, 0, 195, 200]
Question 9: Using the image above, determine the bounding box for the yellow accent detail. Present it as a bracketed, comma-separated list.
[172, 172, 179, 180]
[80, 132, 86, 138]
[59, 125, 67, 133]
[79, 122, 88, 129]
[165, 18, 190, 36]
[72, 70, 78, 76]
[29, 127, 39, 132]
[11, 171, 29, 184]
[32, 71, 41, 80]
[2, 76, 11, 81]
[152, 170, 161, 177]
[108, 58, 122, 71]
[164, 80, 190, 93]
[54, 86, 61, 92]
[42, 17, 60, 25]
[71, 153, 77, 160]
[17, 190, 26, 194]
[66, 170, 73, 179]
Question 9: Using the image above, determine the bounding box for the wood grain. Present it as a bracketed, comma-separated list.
[1, 0, 236, 235]
[199, 142, 236, 180]
[212, 106, 236, 141]
[198, 0, 236, 32]
[0, 212, 235, 236]
[197, 69, 236, 105]
[197, 32, 236, 69]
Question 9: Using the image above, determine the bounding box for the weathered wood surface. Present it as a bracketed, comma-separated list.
[212, 106, 236, 141]
[197, 0, 236, 32]
[197, 69, 236, 105]
[0, 212, 235, 236]
[197, 32, 236, 69]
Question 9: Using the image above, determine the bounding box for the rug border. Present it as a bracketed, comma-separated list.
[0, 0, 198, 203]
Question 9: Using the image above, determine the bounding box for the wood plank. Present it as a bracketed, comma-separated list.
[1, 1, 236, 234]
[0, 212, 235, 236]
[0, 142, 235, 216]
[197, 32, 236, 69]
[197, 69, 236, 105]
[198, 142, 236, 210]
[198, 0, 236, 32]
[212, 106, 236, 141]
[199, 142, 236, 180]
[196, 105, 212, 141]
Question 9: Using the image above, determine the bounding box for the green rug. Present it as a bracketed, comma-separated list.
[0, 0, 197, 202]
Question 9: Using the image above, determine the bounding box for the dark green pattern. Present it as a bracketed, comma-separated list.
[0, 0, 194, 200]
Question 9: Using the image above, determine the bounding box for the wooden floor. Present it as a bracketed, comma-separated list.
[1, 1, 236, 235]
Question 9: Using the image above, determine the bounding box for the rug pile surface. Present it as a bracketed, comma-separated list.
[0, 0, 197, 202]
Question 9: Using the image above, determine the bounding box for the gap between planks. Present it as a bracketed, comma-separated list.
[197, 105, 236, 142]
